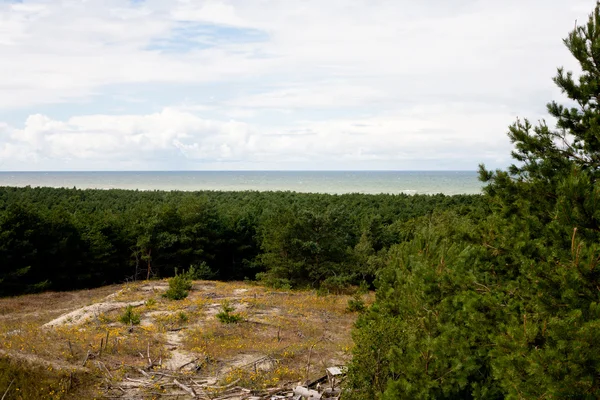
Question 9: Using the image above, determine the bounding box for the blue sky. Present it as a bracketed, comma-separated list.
[0, 0, 591, 170]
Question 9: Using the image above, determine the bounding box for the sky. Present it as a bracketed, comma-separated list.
[0, 0, 592, 171]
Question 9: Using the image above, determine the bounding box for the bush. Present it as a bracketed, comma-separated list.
[185, 262, 215, 280]
[145, 298, 156, 307]
[346, 293, 366, 313]
[255, 272, 292, 290]
[216, 300, 243, 324]
[119, 305, 141, 325]
[321, 275, 355, 294]
[164, 272, 193, 300]
[178, 311, 188, 323]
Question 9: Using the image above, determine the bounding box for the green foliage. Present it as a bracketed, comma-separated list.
[164, 272, 193, 301]
[119, 305, 141, 325]
[346, 293, 366, 313]
[0, 185, 479, 297]
[177, 311, 188, 323]
[185, 262, 215, 280]
[347, 3, 600, 398]
[347, 213, 502, 399]
[216, 300, 243, 324]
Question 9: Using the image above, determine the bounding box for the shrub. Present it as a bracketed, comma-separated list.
[145, 298, 156, 307]
[185, 262, 215, 280]
[164, 272, 192, 300]
[255, 272, 292, 290]
[119, 305, 141, 325]
[346, 293, 366, 313]
[321, 275, 355, 294]
[216, 300, 243, 324]
[178, 311, 188, 323]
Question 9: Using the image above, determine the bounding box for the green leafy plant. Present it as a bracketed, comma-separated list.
[164, 272, 192, 300]
[119, 305, 141, 325]
[216, 300, 243, 324]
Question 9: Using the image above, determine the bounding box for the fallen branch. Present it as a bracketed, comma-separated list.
[97, 361, 114, 379]
[173, 379, 197, 397]
[177, 357, 199, 370]
[146, 341, 152, 367]
[1, 379, 14, 400]
[82, 350, 93, 367]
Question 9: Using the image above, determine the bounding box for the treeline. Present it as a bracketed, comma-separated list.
[0, 186, 482, 296]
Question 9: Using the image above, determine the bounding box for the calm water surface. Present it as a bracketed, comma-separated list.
[0, 171, 483, 195]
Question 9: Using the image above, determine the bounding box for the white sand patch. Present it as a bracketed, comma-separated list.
[139, 284, 168, 292]
[43, 301, 145, 328]
[140, 310, 173, 326]
[103, 289, 125, 301]
[164, 330, 198, 371]
[204, 303, 223, 317]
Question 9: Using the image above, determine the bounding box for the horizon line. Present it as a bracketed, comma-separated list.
[0, 169, 480, 173]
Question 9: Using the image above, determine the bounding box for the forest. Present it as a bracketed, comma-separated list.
[3, 3, 600, 399]
[0, 186, 480, 296]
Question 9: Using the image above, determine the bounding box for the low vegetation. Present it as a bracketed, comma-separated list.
[163, 272, 192, 301]
[118, 305, 140, 325]
[215, 300, 243, 324]
[0, 280, 369, 398]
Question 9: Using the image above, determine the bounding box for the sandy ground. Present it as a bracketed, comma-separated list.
[43, 301, 145, 328]
[0, 280, 366, 399]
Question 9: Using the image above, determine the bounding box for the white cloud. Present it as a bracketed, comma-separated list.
[0, 0, 593, 170]
[0, 102, 517, 170]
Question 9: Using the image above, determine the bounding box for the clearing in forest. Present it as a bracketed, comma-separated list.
[0, 280, 370, 399]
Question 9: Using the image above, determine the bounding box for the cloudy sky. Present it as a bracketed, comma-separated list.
[0, 0, 590, 171]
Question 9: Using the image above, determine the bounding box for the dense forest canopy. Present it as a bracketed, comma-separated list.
[0, 186, 481, 296]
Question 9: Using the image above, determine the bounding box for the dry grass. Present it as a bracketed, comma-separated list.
[0, 280, 373, 399]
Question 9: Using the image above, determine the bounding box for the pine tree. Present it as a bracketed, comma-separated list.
[347, 3, 600, 398]
[480, 2, 600, 240]
[477, 4, 600, 396]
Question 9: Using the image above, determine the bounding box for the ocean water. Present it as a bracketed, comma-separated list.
[0, 171, 483, 195]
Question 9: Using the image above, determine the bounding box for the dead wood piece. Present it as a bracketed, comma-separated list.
[67, 340, 74, 358]
[97, 361, 114, 379]
[173, 379, 197, 397]
[125, 377, 149, 384]
[1, 379, 14, 400]
[178, 357, 200, 370]
[151, 371, 180, 379]
[205, 378, 240, 390]
[146, 341, 152, 366]
[212, 393, 247, 400]
[82, 350, 94, 366]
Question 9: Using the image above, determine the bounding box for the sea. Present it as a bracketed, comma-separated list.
[0, 171, 483, 195]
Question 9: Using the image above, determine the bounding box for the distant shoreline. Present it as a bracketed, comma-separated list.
[0, 171, 483, 196]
